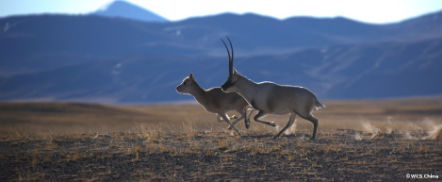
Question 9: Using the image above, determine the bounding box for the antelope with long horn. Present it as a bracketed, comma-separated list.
[177, 73, 256, 135]
[220, 38, 325, 139]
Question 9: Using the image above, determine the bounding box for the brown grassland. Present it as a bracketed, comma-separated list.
[0, 98, 441, 181]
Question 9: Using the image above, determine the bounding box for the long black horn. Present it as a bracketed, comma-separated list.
[221, 38, 233, 77]
[226, 36, 234, 66]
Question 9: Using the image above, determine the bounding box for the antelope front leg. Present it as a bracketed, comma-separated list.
[219, 113, 241, 135]
[274, 113, 296, 139]
[227, 114, 244, 130]
[253, 111, 276, 127]
[228, 108, 250, 129]
[244, 108, 253, 129]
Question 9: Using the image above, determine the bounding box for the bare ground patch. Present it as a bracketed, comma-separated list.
[0, 98, 441, 181]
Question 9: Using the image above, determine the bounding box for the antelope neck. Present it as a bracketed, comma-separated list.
[190, 82, 208, 104]
[234, 76, 257, 104]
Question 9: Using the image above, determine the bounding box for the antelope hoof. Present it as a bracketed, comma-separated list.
[273, 135, 281, 139]
[269, 122, 276, 127]
[310, 136, 316, 140]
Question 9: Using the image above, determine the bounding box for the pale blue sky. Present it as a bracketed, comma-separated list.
[0, 0, 441, 23]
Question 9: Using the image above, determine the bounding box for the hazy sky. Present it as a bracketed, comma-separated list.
[1, 0, 441, 23]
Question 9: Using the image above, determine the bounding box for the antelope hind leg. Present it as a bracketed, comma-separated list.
[305, 115, 318, 140]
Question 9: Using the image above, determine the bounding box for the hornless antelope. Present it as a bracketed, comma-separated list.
[220, 38, 325, 140]
[177, 73, 259, 135]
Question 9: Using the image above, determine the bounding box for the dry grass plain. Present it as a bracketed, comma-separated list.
[0, 98, 441, 181]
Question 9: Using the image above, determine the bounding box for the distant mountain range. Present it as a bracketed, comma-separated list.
[93, 1, 168, 22]
[0, 9, 440, 103]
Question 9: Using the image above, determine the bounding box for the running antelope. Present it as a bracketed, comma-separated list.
[177, 73, 256, 135]
[220, 38, 325, 139]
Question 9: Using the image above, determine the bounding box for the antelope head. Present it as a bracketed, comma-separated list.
[221, 37, 241, 93]
[176, 73, 196, 94]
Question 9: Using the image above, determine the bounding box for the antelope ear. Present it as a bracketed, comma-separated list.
[189, 73, 194, 79]
[233, 69, 238, 75]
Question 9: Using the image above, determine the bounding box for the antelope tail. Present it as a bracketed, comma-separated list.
[314, 99, 326, 110]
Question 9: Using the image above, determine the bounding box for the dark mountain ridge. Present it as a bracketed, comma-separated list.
[0, 10, 440, 103]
